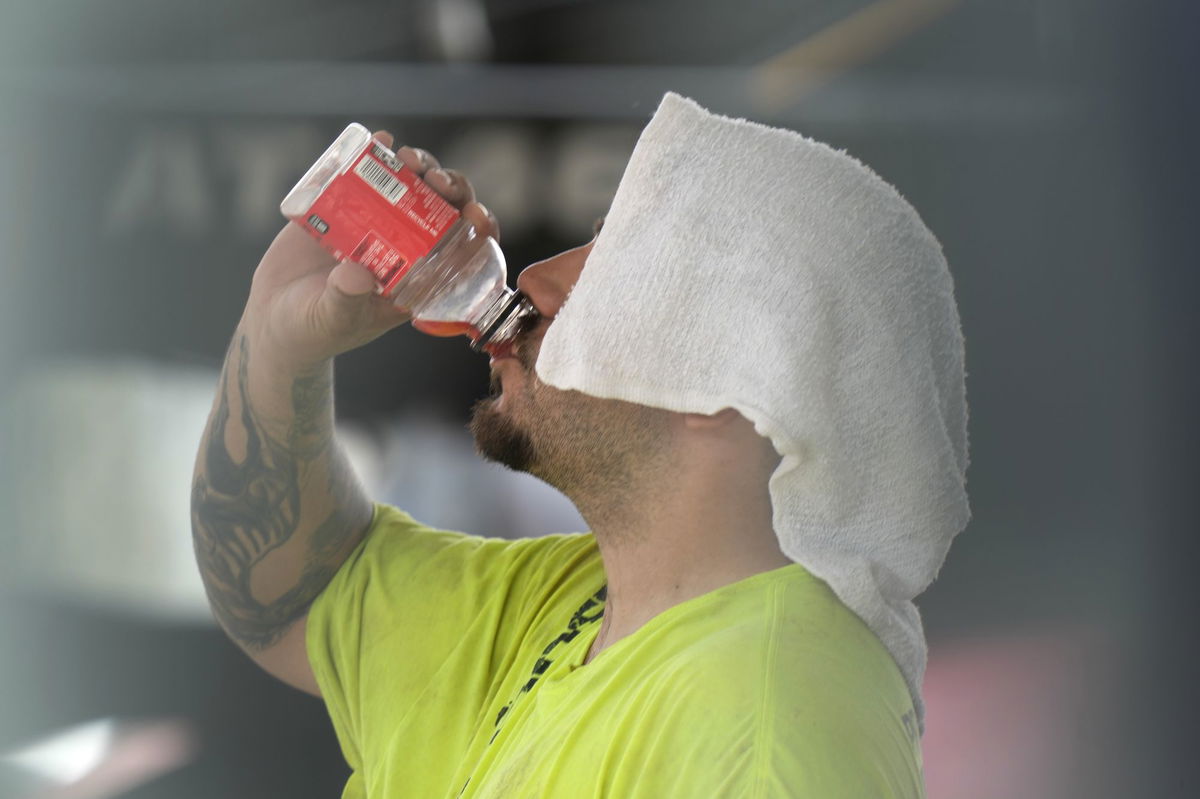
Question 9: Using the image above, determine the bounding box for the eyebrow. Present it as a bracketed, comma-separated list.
[592, 215, 606, 236]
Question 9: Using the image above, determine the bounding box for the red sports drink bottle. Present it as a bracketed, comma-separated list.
[280, 123, 533, 356]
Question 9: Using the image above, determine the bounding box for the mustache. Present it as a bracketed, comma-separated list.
[487, 312, 541, 398]
[514, 308, 541, 340]
[512, 310, 544, 370]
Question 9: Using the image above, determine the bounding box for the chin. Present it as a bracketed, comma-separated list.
[469, 396, 536, 473]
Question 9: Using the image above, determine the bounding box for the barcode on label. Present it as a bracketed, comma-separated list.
[371, 143, 402, 171]
[355, 156, 409, 204]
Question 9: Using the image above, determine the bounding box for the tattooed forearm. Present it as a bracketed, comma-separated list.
[290, 371, 332, 459]
[191, 334, 369, 651]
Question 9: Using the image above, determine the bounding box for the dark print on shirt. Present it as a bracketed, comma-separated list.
[489, 584, 606, 742]
[457, 585, 606, 798]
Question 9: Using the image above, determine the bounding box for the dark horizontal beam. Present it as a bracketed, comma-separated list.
[0, 62, 1091, 128]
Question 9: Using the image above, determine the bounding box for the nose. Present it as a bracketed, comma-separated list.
[515, 241, 592, 318]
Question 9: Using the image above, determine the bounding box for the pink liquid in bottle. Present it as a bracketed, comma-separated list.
[412, 319, 479, 339]
[412, 319, 515, 359]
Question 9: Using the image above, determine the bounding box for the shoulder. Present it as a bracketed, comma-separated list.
[347, 503, 600, 587]
[665, 565, 905, 699]
[576, 568, 925, 798]
[657, 568, 923, 787]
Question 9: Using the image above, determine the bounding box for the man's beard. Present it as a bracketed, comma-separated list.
[469, 387, 536, 473]
[469, 340, 674, 520]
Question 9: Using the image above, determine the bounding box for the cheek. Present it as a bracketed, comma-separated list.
[521, 333, 545, 372]
[524, 372, 549, 411]
[523, 375, 569, 429]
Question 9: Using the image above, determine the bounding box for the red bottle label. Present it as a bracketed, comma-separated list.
[292, 143, 461, 295]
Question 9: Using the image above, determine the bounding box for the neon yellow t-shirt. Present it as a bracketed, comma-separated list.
[307, 504, 925, 798]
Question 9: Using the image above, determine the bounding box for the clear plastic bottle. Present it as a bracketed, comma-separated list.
[280, 123, 533, 356]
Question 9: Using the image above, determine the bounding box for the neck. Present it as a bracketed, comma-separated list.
[570, 453, 793, 663]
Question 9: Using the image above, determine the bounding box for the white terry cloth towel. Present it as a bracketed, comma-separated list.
[536, 92, 970, 730]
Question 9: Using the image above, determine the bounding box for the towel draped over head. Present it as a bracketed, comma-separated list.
[535, 92, 970, 729]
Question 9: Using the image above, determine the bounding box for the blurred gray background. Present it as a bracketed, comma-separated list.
[0, 0, 1195, 797]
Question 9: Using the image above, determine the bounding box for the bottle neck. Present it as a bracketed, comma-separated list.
[472, 290, 535, 352]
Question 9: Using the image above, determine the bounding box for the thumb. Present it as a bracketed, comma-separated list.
[319, 259, 380, 323]
[328, 259, 379, 297]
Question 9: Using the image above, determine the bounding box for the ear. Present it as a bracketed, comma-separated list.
[682, 407, 741, 431]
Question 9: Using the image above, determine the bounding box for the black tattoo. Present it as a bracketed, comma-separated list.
[290, 372, 331, 459]
[191, 335, 362, 651]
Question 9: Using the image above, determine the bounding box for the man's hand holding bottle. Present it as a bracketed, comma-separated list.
[241, 129, 500, 375]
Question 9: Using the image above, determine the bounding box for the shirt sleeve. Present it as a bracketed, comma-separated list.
[305, 503, 591, 775]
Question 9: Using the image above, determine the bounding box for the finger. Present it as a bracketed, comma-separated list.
[461, 201, 499, 242]
[396, 145, 440, 176]
[371, 129, 394, 149]
[424, 167, 477, 207]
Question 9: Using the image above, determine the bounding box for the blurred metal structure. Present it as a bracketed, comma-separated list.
[0, 62, 1081, 126]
